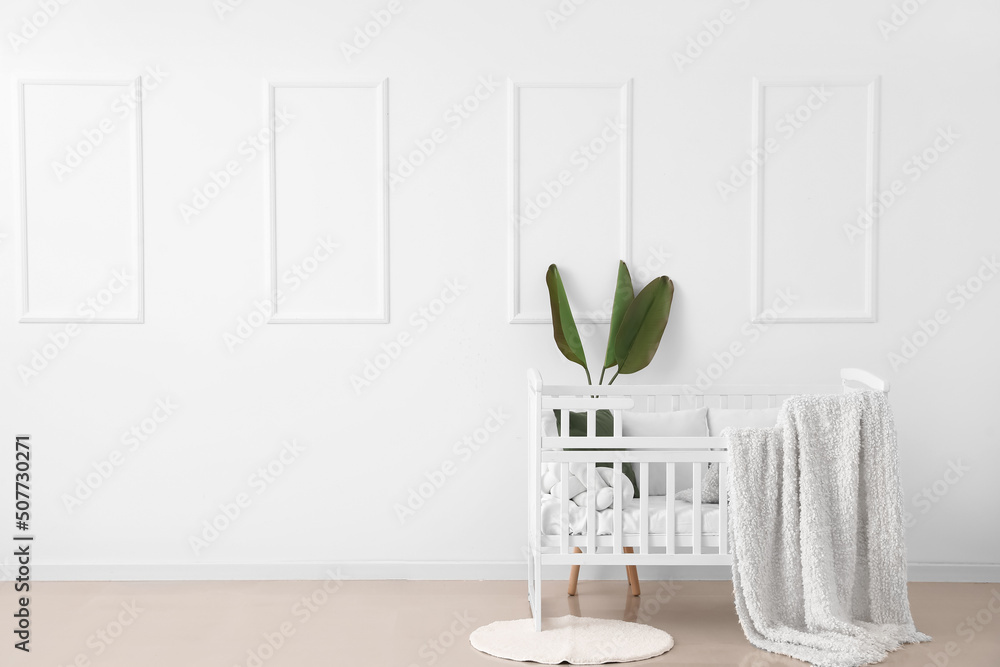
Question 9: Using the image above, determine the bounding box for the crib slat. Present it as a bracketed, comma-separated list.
[560, 462, 570, 555]
[646, 396, 655, 411]
[666, 462, 676, 555]
[560, 409, 569, 437]
[719, 460, 728, 555]
[768, 394, 777, 408]
[613, 460, 622, 554]
[671, 395, 679, 411]
[586, 463, 596, 555]
[586, 410, 596, 436]
[692, 462, 703, 555]
[613, 409, 623, 437]
[639, 462, 649, 555]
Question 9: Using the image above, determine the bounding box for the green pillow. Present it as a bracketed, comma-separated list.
[552, 409, 639, 498]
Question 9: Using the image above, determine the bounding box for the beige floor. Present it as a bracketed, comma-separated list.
[2, 579, 999, 666]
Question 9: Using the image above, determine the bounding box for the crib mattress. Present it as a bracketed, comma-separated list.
[540, 495, 720, 537]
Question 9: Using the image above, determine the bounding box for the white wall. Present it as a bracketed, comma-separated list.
[1, 0, 997, 581]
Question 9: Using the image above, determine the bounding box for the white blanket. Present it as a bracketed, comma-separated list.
[726, 391, 929, 667]
[541, 497, 719, 537]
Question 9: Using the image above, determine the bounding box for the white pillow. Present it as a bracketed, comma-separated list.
[707, 407, 780, 436]
[676, 464, 721, 504]
[540, 462, 633, 510]
[621, 407, 709, 495]
[569, 465, 634, 510]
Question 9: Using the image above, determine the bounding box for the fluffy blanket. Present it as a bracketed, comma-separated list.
[726, 390, 929, 667]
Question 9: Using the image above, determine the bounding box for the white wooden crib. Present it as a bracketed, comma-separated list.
[526, 367, 890, 630]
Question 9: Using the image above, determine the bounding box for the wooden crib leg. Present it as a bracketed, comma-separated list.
[570, 547, 640, 597]
[567, 547, 583, 596]
[623, 547, 641, 596]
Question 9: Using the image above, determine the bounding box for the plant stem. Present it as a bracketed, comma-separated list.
[598, 367, 606, 385]
[608, 371, 620, 385]
[585, 368, 592, 385]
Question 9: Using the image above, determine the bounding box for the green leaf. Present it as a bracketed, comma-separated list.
[553, 409, 615, 437]
[614, 276, 674, 376]
[553, 409, 639, 497]
[545, 264, 590, 383]
[603, 260, 635, 371]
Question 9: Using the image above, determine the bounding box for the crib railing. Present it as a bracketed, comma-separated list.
[526, 367, 889, 630]
[539, 451, 731, 564]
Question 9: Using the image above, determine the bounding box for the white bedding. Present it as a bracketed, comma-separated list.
[540, 495, 720, 536]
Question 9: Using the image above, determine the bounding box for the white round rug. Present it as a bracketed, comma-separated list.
[470, 615, 673, 664]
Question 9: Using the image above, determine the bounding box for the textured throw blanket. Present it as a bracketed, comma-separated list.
[726, 391, 929, 667]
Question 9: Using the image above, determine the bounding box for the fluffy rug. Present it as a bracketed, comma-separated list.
[469, 615, 673, 664]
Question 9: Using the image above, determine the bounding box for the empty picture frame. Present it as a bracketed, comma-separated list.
[750, 76, 880, 323]
[18, 79, 145, 323]
[508, 81, 633, 324]
[267, 80, 389, 323]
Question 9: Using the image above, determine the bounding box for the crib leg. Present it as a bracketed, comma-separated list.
[569, 547, 640, 597]
[567, 547, 582, 596]
[623, 547, 641, 597]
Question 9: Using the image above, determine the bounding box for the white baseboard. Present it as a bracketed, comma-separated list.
[906, 563, 1000, 583]
[26, 561, 1000, 583]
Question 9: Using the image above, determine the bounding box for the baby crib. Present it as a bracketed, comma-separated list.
[526, 367, 889, 630]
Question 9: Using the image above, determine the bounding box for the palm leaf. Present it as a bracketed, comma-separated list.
[545, 264, 590, 383]
[613, 276, 674, 377]
[603, 260, 635, 373]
